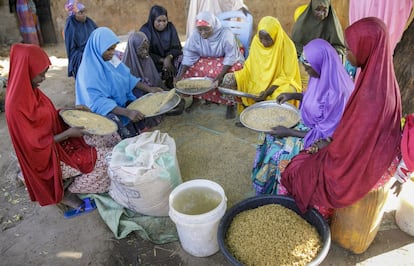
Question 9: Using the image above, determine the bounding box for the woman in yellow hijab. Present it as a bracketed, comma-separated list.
[224, 16, 302, 116]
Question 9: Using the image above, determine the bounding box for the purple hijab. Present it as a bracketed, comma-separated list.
[182, 11, 244, 66]
[122, 31, 164, 87]
[64, 0, 85, 16]
[300, 38, 354, 148]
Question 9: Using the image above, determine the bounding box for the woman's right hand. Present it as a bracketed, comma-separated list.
[173, 76, 182, 88]
[126, 109, 145, 122]
[269, 126, 293, 138]
[55, 127, 88, 143]
[276, 93, 292, 104]
[66, 126, 88, 138]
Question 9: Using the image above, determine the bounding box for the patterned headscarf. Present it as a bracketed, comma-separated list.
[64, 0, 85, 16]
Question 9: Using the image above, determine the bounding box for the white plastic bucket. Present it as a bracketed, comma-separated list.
[169, 179, 227, 257]
[395, 179, 414, 236]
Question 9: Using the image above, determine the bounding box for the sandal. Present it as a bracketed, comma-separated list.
[235, 121, 245, 127]
[63, 197, 97, 219]
[166, 98, 185, 116]
[226, 105, 236, 119]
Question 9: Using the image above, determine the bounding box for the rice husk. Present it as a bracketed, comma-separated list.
[226, 204, 321, 266]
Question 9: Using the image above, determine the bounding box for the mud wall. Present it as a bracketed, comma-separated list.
[0, 0, 23, 44]
[1, 0, 349, 44]
[48, 0, 349, 42]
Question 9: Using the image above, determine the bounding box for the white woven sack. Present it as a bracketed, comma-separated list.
[108, 130, 182, 216]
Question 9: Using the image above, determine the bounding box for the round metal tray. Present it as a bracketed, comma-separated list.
[127, 91, 181, 117]
[59, 109, 118, 136]
[240, 101, 300, 132]
[175, 77, 215, 95]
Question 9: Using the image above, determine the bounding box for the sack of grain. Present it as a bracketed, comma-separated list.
[108, 130, 182, 216]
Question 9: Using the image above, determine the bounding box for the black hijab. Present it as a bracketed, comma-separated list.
[139, 5, 182, 71]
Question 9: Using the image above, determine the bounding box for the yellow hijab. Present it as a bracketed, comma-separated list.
[235, 16, 302, 107]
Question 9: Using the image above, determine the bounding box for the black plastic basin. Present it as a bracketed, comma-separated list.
[217, 195, 331, 266]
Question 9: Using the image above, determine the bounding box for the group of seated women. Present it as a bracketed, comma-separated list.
[5, 1, 406, 224]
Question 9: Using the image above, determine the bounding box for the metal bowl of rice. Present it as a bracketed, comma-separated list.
[217, 195, 331, 266]
[175, 77, 214, 95]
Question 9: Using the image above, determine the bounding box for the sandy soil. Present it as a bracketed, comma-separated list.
[0, 43, 413, 266]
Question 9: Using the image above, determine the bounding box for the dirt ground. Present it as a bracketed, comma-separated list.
[1, 43, 414, 266]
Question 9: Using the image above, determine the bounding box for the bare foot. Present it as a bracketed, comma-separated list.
[61, 191, 83, 209]
[185, 98, 200, 113]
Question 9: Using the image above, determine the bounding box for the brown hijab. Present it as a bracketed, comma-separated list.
[291, 0, 345, 57]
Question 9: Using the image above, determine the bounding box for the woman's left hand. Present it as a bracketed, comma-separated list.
[213, 75, 224, 87]
[75, 105, 91, 112]
[306, 138, 332, 154]
[212, 79, 220, 88]
[149, 87, 164, 93]
[315, 138, 331, 150]
[163, 57, 175, 76]
[391, 180, 403, 197]
[254, 91, 267, 102]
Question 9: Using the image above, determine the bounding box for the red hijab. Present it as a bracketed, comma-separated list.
[281, 17, 402, 212]
[402, 114, 414, 171]
[5, 44, 96, 206]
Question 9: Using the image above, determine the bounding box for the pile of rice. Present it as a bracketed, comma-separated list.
[127, 89, 176, 116]
[175, 78, 213, 94]
[176, 78, 212, 90]
[60, 109, 117, 135]
[242, 106, 299, 131]
[225, 204, 321, 266]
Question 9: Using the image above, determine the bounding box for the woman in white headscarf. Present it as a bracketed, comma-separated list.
[176, 11, 244, 118]
[185, 0, 248, 39]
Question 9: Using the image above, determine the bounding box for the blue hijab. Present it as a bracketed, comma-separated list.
[75, 27, 139, 122]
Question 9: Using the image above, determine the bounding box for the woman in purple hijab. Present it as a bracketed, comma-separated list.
[122, 31, 166, 90]
[251, 38, 353, 218]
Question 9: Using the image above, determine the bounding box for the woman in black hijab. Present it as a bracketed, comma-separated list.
[140, 5, 183, 89]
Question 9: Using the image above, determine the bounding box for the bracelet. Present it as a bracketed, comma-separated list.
[168, 54, 173, 59]
[395, 174, 408, 184]
[395, 160, 410, 183]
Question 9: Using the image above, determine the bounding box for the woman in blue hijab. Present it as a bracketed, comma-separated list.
[75, 27, 164, 139]
[64, 0, 97, 78]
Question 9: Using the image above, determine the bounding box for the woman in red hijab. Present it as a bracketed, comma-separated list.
[5, 44, 99, 213]
[281, 17, 402, 213]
